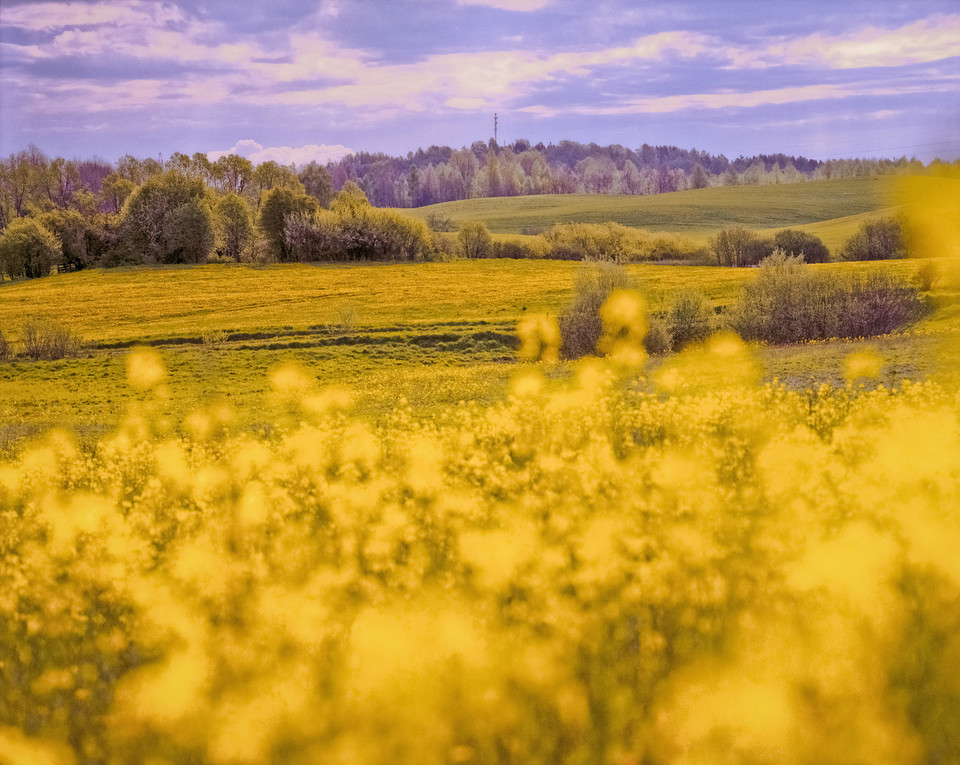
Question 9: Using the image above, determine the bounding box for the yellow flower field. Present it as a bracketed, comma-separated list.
[2, 333, 960, 764]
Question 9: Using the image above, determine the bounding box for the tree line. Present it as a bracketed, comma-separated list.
[329, 139, 942, 208]
[0, 141, 953, 281]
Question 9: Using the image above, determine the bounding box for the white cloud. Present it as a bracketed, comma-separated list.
[207, 140, 354, 166]
[456, 0, 550, 11]
[2, 1, 184, 31]
[725, 14, 960, 70]
[521, 78, 960, 117]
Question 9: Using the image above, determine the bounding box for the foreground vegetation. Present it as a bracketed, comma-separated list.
[4, 329, 960, 763]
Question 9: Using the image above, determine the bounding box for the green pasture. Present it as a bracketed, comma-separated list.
[404, 176, 902, 246]
[1, 256, 957, 446]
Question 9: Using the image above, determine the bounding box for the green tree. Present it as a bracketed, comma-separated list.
[298, 162, 334, 207]
[773, 229, 830, 264]
[0, 217, 61, 280]
[216, 193, 255, 261]
[117, 170, 209, 262]
[163, 199, 215, 263]
[457, 221, 493, 259]
[253, 162, 304, 210]
[330, 181, 371, 218]
[840, 217, 906, 261]
[100, 173, 136, 215]
[259, 187, 319, 261]
[711, 225, 774, 267]
[41, 208, 90, 271]
[213, 154, 254, 194]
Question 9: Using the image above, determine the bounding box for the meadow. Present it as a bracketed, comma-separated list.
[2, 173, 960, 764]
[0, 256, 954, 445]
[404, 176, 900, 248]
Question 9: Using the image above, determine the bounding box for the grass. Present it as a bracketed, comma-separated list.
[0, 256, 955, 445]
[404, 176, 902, 240]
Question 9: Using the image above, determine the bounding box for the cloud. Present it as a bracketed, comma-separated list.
[207, 140, 354, 166]
[726, 14, 960, 70]
[1, 1, 183, 31]
[520, 77, 960, 117]
[456, 0, 550, 10]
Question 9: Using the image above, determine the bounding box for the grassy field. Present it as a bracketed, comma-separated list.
[0, 257, 956, 446]
[404, 176, 901, 245]
[405, 174, 960, 255]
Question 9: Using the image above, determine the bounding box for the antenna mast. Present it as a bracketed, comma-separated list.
[494, 113, 498, 145]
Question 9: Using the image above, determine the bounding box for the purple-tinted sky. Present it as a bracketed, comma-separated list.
[1, 0, 958, 165]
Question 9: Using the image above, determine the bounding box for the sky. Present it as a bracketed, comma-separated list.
[1, 0, 959, 166]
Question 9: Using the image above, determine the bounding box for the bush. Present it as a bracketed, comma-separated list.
[284, 207, 435, 263]
[644, 316, 673, 355]
[729, 251, 924, 344]
[712, 225, 775, 267]
[914, 260, 942, 292]
[542, 222, 645, 262]
[493, 238, 543, 259]
[0, 330, 10, 361]
[840, 217, 906, 261]
[773, 229, 831, 264]
[425, 213, 455, 232]
[457, 221, 494, 259]
[558, 263, 631, 359]
[668, 290, 715, 349]
[20, 317, 83, 360]
[0, 217, 61, 280]
[641, 234, 715, 265]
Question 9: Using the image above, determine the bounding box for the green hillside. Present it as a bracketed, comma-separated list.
[403, 176, 902, 247]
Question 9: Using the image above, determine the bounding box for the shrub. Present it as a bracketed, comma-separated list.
[644, 316, 673, 355]
[201, 329, 228, 349]
[21, 317, 83, 360]
[341, 209, 435, 261]
[729, 251, 923, 344]
[668, 290, 715, 349]
[0, 330, 10, 361]
[773, 229, 831, 264]
[542, 222, 645, 262]
[284, 207, 435, 263]
[457, 221, 494, 259]
[558, 263, 631, 359]
[493, 238, 543, 259]
[425, 213, 455, 232]
[840, 217, 906, 261]
[712, 225, 775, 267]
[914, 260, 942, 292]
[641, 234, 716, 265]
[0, 217, 61, 280]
